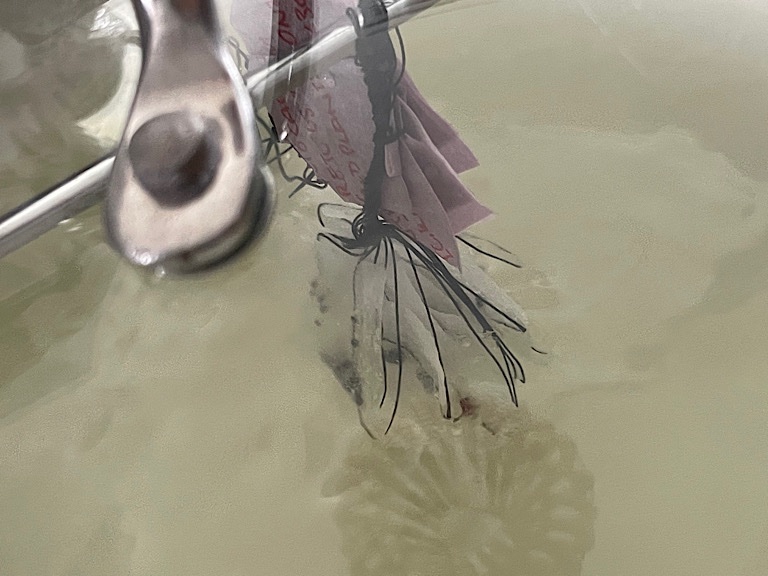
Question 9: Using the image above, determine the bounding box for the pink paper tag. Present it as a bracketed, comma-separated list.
[231, 0, 493, 264]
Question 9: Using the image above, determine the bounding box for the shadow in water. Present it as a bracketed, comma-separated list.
[693, 228, 768, 315]
[1, 1, 124, 411]
[323, 404, 596, 576]
[0, 233, 115, 417]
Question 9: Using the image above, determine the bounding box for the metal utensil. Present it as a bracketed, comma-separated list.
[0, 0, 438, 270]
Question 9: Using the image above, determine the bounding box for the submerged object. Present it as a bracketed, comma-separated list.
[324, 403, 597, 575]
[233, 0, 534, 433]
[312, 206, 530, 436]
[0, 0, 536, 433]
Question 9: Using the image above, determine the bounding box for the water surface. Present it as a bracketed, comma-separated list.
[1, 1, 767, 574]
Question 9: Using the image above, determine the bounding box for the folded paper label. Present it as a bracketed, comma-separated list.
[231, 0, 493, 264]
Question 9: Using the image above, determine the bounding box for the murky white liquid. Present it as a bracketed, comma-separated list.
[2, 1, 768, 575]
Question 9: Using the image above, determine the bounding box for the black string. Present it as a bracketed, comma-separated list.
[256, 112, 328, 197]
[405, 246, 452, 420]
[457, 235, 523, 269]
[315, 0, 528, 433]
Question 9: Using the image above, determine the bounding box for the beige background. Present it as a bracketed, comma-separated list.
[1, 0, 767, 574]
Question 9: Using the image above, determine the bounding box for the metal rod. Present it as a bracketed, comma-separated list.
[244, 0, 438, 96]
[0, 156, 114, 259]
[0, 0, 437, 260]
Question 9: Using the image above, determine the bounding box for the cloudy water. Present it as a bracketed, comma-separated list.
[1, 0, 767, 575]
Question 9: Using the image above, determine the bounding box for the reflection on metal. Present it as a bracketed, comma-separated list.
[105, 0, 272, 273]
[0, 0, 439, 268]
[323, 404, 596, 575]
